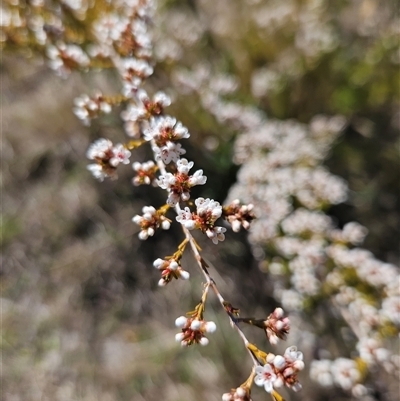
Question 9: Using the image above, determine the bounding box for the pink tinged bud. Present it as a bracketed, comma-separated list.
[181, 191, 190, 201]
[138, 231, 149, 240]
[161, 220, 171, 230]
[153, 258, 164, 269]
[190, 320, 201, 330]
[231, 220, 241, 232]
[175, 316, 188, 328]
[269, 334, 279, 345]
[283, 367, 295, 377]
[143, 213, 153, 221]
[143, 206, 156, 214]
[274, 307, 284, 319]
[147, 227, 155, 237]
[199, 337, 209, 346]
[132, 215, 142, 224]
[167, 193, 180, 206]
[101, 103, 111, 113]
[276, 321, 284, 331]
[273, 355, 286, 370]
[274, 377, 284, 388]
[205, 321, 217, 333]
[236, 387, 246, 397]
[266, 353, 275, 363]
[175, 332, 185, 342]
[158, 278, 167, 287]
[184, 220, 195, 230]
[242, 221, 250, 229]
[179, 270, 190, 280]
[293, 360, 305, 371]
[169, 260, 179, 270]
[222, 394, 232, 401]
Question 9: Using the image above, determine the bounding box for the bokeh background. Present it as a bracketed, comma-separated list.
[2, 0, 399, 400]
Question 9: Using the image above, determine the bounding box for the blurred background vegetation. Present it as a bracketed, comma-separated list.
[2, 0, 399, 400]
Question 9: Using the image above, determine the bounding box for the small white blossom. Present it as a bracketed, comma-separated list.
[331, 358, 361, 391]
[153, 142, 186, 165]
[254, 364, 277, 393]
[109, 144, 131, 167]
[46, 43, 90, 76]
[144, 116, 189, 143]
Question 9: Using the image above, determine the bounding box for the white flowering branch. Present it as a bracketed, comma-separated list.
[2, 0, 308, 399]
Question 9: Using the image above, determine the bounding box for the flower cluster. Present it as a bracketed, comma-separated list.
[223, 199, 255, 232]
[222, 387, 252, 401]
[132, 160, 158, 186]
[122, 90, 171, 137]
[174, 315, 217, 347]
[177, 198, 227, 244]
[262, 307, 290, 345]
[254, 346, 305, 393]
[73, 92, 112, 126]
[153, 257, 189, 286]
[86, 138, 131, 181]
[132, 205, 170, 240]
[157, 158, 207, 206]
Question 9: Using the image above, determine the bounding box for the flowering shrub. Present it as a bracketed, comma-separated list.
[2, 0, 399, 400]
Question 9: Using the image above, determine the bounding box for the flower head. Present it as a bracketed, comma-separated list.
[73, 92, 112, 126]
[132, 205, 170, 240]
[223, 199, 255, 232]
[222, 386, 252, 401]
[157, 159, 207, 206]
[176, 198, 226, 244]
[132, 160, 158, 186]
[174, 315, 217, 346]
[153, 257, 190, 286]
[86, 138, 131, 181]
[144, 116, 190, 145]
[254, 364, 277, 393]
[263, 307, 290, 344]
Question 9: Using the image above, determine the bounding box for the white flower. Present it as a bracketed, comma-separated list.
[176, 207, 196, 229]
[188, 169, 207, 186]
[153, 142, 186, 164]
[175, 316, 188, 328]
[122, 57, 153, 78]
[153, 91, 171, 107]
[109, 144, 131, 166]
[87, 164, 107, 181]
[310, 359, 333, 387]
[46, 43, 90, 76]
[331, 358, 360, 391]
[254, 364, 277, 393]
[195, 197, 222, 219]
[144, 116, 189, 142]
[86, 138, 113, 160]
[284, 346, 303, 363]
[176, 158, 194, 174]
[206, 226, 227, 244]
